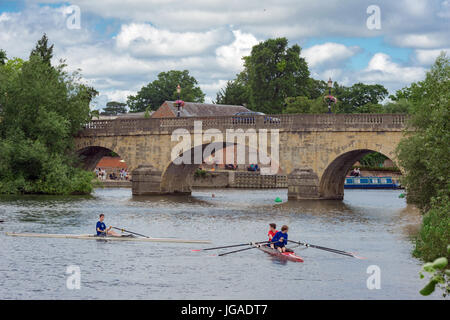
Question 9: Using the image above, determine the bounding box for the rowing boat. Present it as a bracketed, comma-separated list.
[5, 232, 211, 244]
[253, 243, 304, 262]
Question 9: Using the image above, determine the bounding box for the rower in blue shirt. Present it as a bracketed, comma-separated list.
[96, 213, 120, 237]
[270, 225, 289, 253]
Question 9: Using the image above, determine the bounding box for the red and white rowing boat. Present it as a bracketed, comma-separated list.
[253, 243, 304, 262]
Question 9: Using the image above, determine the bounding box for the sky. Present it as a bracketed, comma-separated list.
[0, 0, 449, 110]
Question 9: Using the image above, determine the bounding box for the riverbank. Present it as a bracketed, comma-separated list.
[95, 169, 401, 189]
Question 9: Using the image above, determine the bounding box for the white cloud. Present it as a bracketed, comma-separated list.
[3, 0, 449, 104]
[438, 0, 450, 18]
[302, 43, 360, 68]
[415, 48, 450, 65]
[215, 30, 259, 72]
[359, 53, 425, 84]
[390, 33, 450, 49]
[0, 12, 11, 22]
[115, 23, 222, 57]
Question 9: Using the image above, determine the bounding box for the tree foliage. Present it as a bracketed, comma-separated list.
[214, 75, 249, 106]
[243, 38, 310, 114]
[215, 38, 393, 115]
[101, 101, 127, 116]
[397, 53, 450, 211]
[0, 49, 7, 65]
[0, 36, 98, 195]
[283, 96, 326, 114]
[396, 53, 450, 264]
[127, 70, 205, 112]
[30, 33, 54, 66]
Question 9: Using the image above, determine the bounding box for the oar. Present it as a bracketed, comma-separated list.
[218, 241, 280, 256]
[288, 240, 365, 259]
[112, 227, 152, 238]
[192, 240, 270, 252]
[218, 245, 259, 256]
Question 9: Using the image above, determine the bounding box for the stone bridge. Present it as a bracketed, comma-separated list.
[75, 114, 408, 200]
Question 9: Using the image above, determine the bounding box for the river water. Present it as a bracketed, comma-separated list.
[0, 188, 437, 299]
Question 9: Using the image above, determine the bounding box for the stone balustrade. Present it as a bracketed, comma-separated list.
[78, 114, 408, 137]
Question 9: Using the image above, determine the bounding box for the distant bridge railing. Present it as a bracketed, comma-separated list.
[77, 114, 408, 137]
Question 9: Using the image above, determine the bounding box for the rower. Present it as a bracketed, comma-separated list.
[268, 223, 278, 242]
[96, 214, 120, 237]
[270, 225, 289, 253]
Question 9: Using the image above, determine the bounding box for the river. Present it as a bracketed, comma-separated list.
[0, 188, 437, 299]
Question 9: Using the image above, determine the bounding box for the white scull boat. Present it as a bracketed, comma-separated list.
[5, 232, 211, 244]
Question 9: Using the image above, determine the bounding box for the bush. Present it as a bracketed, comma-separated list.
[194, 168, 208, 178]
[419, 245, 450, 297]
[413, 199, 450, 262]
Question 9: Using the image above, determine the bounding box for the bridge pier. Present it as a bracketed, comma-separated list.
[287, 168, 344, 200]
[131, 164, 193, 196]
[287, 168, 321, 200]
[131, 165, 164, 196]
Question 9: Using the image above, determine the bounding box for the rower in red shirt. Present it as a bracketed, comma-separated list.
[268, 223, 278, 242]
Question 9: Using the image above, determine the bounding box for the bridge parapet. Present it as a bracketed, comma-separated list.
[78, 114, 408, 137]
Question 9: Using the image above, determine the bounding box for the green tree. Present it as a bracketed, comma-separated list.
[384, 98, 413, 113]
[397, 53, 449, 211]
[306, 78, 327, 100]
[101, 101, 127, 115]
[0, 39, 98, 195]
[284, 96, 313, 113]
[214, 74, 249, 105]
[0, 49, 7, 65]
[127, 70, 205, 112]
[30, 33, 54, 66]
[359, 152, 388, 167]
[283, 96, 328, 114]
[336, 83, 388, 113]
[396, 53, 450, 263]
[243, 38, 310, 114]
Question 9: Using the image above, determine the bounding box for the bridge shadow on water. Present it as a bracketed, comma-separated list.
[130, 193, 212, 207]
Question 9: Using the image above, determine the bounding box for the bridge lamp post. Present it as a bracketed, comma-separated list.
[327, 77, 333, 114]
[324, 77, 337, 114]
[176, 84, 181, 118]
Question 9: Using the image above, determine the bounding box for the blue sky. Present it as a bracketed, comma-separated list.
[0, 0, 449, 109]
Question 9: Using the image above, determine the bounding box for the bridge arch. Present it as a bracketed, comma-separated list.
[160, 141, 281, 194]
[318, 149, 400, 200]
[76, 145, 132, 172]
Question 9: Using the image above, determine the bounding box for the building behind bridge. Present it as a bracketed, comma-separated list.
[151, 101, 250, 118]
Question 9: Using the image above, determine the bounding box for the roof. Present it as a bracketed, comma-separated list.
[162, 101, 250, 117]
[92, 112, 153, 120]
[96, 157, 128, 169]
[117, 111, 153, 118]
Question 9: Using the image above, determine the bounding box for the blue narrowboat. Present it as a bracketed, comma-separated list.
[344, 176, 400, 189]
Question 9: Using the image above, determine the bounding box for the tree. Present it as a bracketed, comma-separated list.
[0, 49, 7, 65]
[396, 53, 449, 262]
[30, 33, 54, 66]
[127, 70, 205, 112]
[384, 98, 413, 113]
[306, 78, 327, 100]
[335, 83, 388, 113]
[214, 73, 249, 105]
[283, 96, 312, 113]
[243, 38, 310, 114]
[397, 53, 449, 211]
[0, 38, 98, 195]
[101, 101, 127, 116]
[359, 152, 388, 167]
